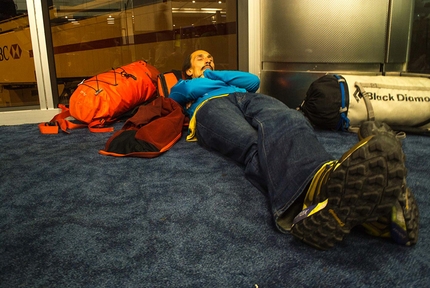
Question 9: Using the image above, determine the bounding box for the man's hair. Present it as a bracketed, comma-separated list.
[181, 53, 192, 79]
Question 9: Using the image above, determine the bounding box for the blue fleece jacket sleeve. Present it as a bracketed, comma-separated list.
[169, 78, 229, 106]
[169, 70, 260, 116]
[203, 70, 260, 93]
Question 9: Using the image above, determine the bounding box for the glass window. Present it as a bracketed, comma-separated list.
[48, 0, 238, 104]
[0, 0, 40, 109]
[408, 0, 430, 73]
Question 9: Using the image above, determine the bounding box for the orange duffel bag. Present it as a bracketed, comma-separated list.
[39, 60, 160, 134]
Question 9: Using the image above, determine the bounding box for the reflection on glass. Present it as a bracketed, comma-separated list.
[49, 0, 237, 104]
[408, 0, 430, 73]
[0, 0, 40, 108]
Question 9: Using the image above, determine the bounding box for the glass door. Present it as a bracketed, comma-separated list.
[48, 0, 238, 105]
[0, 0, 40, 109]
[408, 0, 430, 74]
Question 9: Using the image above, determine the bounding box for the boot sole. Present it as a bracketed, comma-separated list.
[395, 187, 420, 246]
[291, 135, 406, 250]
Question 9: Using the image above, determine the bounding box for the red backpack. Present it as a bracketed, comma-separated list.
[39, 60, 159, 134]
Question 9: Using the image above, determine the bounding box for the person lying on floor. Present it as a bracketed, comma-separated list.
[169, 49, 419, 250]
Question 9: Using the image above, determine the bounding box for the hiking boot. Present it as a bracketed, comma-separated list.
[361, 185, 419, 246]
[290, 134, 406, 250]
[358, 120, 406, 144]
[358, 120, 419, 246]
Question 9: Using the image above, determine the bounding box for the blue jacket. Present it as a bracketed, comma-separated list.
[169, 69, 260, 119]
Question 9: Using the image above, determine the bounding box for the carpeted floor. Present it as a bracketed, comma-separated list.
[1, 122, 429, 287]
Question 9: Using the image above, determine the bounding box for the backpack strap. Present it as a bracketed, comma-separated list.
[334, 75, 350, 131]
[87, 119, 115, 133]
[354, 82, 376, 122]
[157, 70, 183, 97]
[38, 104, 87, 134]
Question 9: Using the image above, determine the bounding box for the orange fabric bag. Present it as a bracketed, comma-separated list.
[39, 60, 159, 134]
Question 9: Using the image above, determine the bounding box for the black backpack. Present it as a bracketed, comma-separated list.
[298, 74, 350, 131]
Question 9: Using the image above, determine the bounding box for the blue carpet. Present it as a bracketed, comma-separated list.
[0, 123, 429, 287]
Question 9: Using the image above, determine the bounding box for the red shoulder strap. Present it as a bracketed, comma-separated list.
[157, 70, 183, 97]
[38, 104, 87, 134]
[88, 119, 115, 133]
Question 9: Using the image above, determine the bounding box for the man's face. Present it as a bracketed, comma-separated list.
[186, 50, 215, 79]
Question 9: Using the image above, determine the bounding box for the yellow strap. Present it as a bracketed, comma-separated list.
[186, 94, 229, 142]
[303, 160, 336, 209]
